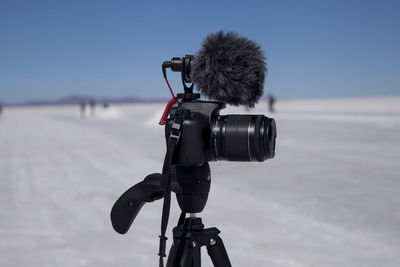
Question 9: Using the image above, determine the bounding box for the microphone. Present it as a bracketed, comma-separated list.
[191, 31, 266, 107]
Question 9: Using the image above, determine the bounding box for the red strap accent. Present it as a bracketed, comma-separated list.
[159, 97, 179, 125]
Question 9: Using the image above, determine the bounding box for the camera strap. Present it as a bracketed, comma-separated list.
[158, 111, 185, 267]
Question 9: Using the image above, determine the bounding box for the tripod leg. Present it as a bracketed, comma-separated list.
[180, 243, 193, 267]
[192, 245, 201, 267]
[207, 237, 232, 267]
[167, 244, 175, 267]
[167, 240, 187, 267]
[180, 242, 201, 267]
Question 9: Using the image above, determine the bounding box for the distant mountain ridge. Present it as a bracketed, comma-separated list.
[4, 95, 167, 106]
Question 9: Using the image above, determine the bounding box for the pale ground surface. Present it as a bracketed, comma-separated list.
[1, 97, 400, 267]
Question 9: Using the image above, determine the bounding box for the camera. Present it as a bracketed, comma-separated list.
[165, 100, 276, 165]
[163, 53, 276, 166]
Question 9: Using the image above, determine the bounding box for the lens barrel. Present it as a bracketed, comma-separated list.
[210, 115, 276, 161]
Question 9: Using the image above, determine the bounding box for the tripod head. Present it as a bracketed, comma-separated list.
[110, 163, 211, 234]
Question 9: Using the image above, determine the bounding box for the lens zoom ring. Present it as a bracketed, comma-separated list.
[221, 116, 251, 161]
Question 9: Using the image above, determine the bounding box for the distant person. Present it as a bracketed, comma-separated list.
[267, 94, 276, 113]
[0, 103, 2, 118]
[102, 102, 109, 109]
[80, 101, 86, 118]
[89, 100, 96, 116]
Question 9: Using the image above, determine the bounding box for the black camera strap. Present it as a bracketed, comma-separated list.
[158, 111, 185, 267]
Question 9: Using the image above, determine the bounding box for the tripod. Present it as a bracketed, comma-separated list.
[167, 214, 231, 267]
[110, 164, 233, 267]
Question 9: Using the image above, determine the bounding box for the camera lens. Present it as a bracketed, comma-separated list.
[210, 115, 276, 161]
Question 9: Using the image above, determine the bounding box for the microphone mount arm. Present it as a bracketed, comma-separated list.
[162, 55, 200, 101]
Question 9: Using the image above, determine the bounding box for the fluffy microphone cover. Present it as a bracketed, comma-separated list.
[191, 31, 266, 107]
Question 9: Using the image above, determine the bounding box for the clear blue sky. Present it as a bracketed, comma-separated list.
[1, 0, 399, 103]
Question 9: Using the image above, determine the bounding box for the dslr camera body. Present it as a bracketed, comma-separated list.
[165, 98, 276, 165]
